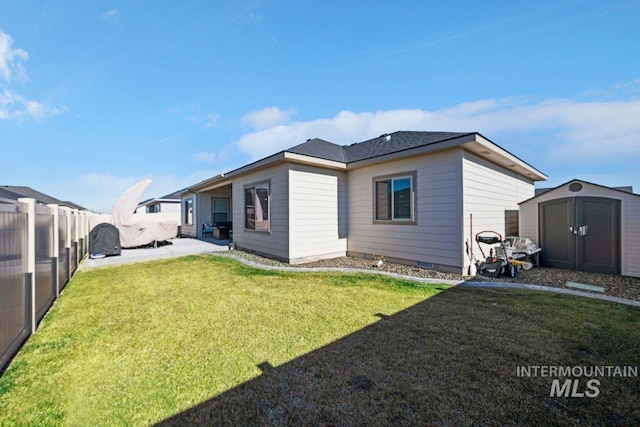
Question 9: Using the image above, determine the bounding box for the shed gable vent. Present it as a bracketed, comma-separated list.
[569, 182, 583, 192]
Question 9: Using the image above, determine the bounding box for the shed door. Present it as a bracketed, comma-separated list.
[539, 197, 620, 274]
[576, 197, 620, 274]
[539, 198, 574, 269]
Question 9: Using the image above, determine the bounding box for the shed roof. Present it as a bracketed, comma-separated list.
[520, 179, 639, 205]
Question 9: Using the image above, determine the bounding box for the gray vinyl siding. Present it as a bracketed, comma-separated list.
[462, 151, 535, 270]
[288, 165, 347, 262]
[347, 149, 462, 270]
[627, 197, 640, 277]
[519, 182, 640, 278]
[180, 192, 197, 237]
[232, 164, 290, 260]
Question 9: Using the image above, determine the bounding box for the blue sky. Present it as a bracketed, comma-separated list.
[1, 0, 639, 213]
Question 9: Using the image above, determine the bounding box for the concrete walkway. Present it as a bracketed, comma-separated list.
[79, 238, 229, 270]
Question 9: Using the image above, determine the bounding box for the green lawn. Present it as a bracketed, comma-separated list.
[0, 255, 445, 426]
[1, 256, 639, 426]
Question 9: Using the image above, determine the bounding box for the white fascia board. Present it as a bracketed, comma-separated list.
[188, 152, 287, 192]
[283, 152, 347, 170]
[468, 134, 548, 181]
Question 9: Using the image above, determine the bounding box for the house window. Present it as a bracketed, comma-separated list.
[146, 204, 160, 213]
[244, 182, 270, 231]
[212, 198, 229, 223]
[374, 173, 415, 223]
[184, 198, 193, 225]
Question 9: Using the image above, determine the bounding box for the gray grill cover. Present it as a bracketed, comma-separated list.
[89, 223, 121, 256]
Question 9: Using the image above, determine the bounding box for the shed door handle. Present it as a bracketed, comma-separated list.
[570, 226, 589, 236]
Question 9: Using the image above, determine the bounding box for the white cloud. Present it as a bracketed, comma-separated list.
[192, 151, 216, 164]
[72, 169, 230, 214]
[101, 9, 121, 20]
[241, 106, 295, 130]
[0, 89, 69, 121]
[74, 173, 140, 213]
[0, 30, 68, 121]
[235, 98, 640, 164]
[205, 113, 220, 128]
[0, 29, 28, 83]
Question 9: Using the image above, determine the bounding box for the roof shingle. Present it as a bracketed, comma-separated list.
[0, 185, 88, 210]
[284, 131, 473, 164]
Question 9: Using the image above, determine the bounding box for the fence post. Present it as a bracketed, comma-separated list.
[49, 204, 60, 297]
[63, 207, 71, 251]
[81, 211, 88, 258]
[73, 209, 79, 264]
[79, 211, 84, 258]
[71, 209, 80, 272]
[18, 198, 36, 333]
[60, 207, 71, 280]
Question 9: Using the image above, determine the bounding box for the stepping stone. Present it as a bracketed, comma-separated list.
[565, 281, 605, 293]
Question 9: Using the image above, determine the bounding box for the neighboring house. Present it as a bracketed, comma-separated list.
[519, 179, 640, 277]
[133, 189, 183, 226]
[131, 190, 184, 231]
[0, 187, 25, 203]
[182, 131, 547, 274]
[0, 185, 89, 210]
[134, 189, 183, 214]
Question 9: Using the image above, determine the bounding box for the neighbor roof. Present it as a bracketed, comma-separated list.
[0, 185, 88, 210]
[137, 188, 185, 208]
[0, 187, 24, 201]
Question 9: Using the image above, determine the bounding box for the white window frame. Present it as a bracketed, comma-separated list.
[244, 181, 270, 233]
[211, 198, 230, 224]
[183, 198, 194, 225]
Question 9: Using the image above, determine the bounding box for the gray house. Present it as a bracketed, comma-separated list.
[182, 131, 547, 274]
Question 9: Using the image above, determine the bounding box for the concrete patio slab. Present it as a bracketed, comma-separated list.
[79, 238, 229, 270]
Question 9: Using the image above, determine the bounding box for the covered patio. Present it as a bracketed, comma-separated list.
[180, 180, 233, 240]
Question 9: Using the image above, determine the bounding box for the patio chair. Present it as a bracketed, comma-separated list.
[202, 223, 213, 238]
